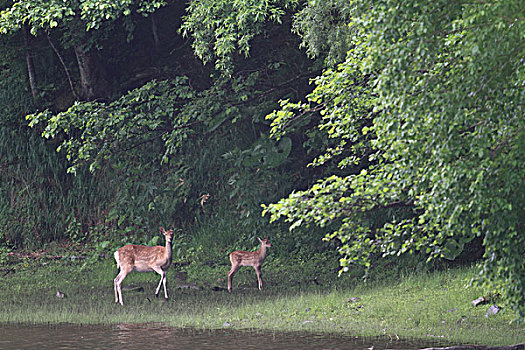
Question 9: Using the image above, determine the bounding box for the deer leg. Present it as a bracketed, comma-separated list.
[155, 275, 163, 297]
[114, 276, 119, 304]
[162, 271, 168, 299]
[114, 252, 121, 304]
[114, 269, 129, 305]
[228, 264, 240, 292]
[254, 266, 263, 290]
[153, 267, 167, 299]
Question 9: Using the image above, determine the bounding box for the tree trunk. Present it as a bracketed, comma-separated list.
[73, 42, 111, 101]
[151, 13, 160, 52]
[23, 25, 39, 107]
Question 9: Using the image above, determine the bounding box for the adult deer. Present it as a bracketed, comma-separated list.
[228, 237, 271, 292]
[113, 227, 174, 305]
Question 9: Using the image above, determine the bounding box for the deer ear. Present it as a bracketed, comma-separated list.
[257, 237, 263, 242]
[160, 226, 165, 232]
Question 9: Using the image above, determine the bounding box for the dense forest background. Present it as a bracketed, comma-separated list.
[0, 1, 523, 318]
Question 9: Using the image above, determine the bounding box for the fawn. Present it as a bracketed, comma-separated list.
[228, 237, 271, 292]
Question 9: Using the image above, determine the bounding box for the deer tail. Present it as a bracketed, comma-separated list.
[114, 251, 120, 275]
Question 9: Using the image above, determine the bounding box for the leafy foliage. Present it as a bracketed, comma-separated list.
[265, 0, 525, 318]
[0, 0, 166, 35]
[27, 78, 195, 174]
[181, 0, 298, 73]
[292, 0, 354, 65]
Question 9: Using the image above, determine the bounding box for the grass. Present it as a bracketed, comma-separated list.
[0, 251, 523, 347]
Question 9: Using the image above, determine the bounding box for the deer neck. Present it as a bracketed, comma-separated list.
[257, 244, 267, 262]
[164, 237, 173, 259]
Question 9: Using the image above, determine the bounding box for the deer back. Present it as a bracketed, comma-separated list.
[230, 247, 267, 267]
[118, 244, 171, 272]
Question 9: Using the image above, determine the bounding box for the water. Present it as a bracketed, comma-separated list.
[0, 323, 446, 350]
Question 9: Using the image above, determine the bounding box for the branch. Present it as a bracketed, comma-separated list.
[340, 199, 415, 218]
[491, 124, 525, 155]
[119, 119, 204, 154]
[380, 201, 415, 210]
[459, 120, 485, 135]
[282, 100, 330, 130]
[231, 70, 320, 108]
[47, 34, 80, 100]
[89, 120, 204, 167]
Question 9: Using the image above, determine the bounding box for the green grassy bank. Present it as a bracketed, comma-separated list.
[0, 250, 523, 346]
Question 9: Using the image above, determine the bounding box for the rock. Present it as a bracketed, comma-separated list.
[174, 271, 188, 281]
[455, 316, 467, 324]
[122, 284, 144, 292]
[471, 297, 486, 307]
[346, 297, 360, 303]
[177, 282, 200, 290]
[485, 305, 500, 317]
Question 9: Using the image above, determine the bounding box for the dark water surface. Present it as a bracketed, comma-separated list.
[0, 323, 447, 350]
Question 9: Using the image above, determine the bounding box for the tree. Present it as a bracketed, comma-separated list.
[1, 0, 316, 246]
[264, 0, 525, 318]
[0, 0, 167, 100]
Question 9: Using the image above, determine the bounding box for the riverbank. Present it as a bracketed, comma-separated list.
[0, 250, 523, 346]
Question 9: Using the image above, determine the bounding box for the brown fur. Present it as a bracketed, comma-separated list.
[227, 237, 271, 292]
[114, 227, 174, 305]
